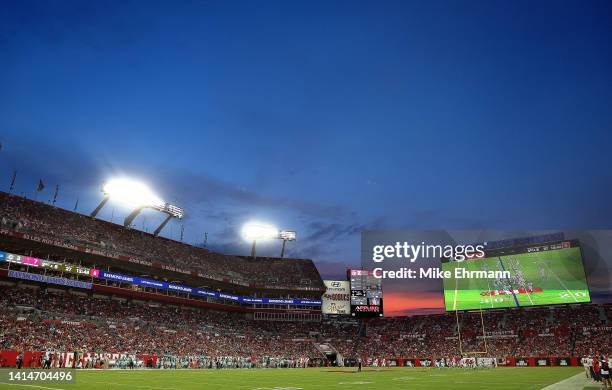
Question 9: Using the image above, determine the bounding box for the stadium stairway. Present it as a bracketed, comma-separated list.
[598, 306, 608, 324]
[314, 342, 341, 363]
[313, 342, 337, 356]
[569, 327, 577, 355]
[512, 334, 523, 356]
[500, 312, 508, 329]
[454, 311, 467, 336]
[547, 307, 555, 326]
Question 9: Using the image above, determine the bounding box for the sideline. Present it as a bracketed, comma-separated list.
[0, 383, 65, 390]
[540, 372, 591, 390]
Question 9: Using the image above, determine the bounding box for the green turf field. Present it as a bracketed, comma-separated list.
[442, 246, 591, 311]
[0, 367, 585, 389]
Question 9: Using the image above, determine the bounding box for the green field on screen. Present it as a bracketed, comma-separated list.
[442, 246, 590, 311]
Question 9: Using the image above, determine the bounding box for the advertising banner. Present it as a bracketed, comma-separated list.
[536, 358, 550, 366]
[8, 270, 92, 289]
[556, 357, 571, 366]
[516, 358, 529, 367]
[322, 280, 350, 315]
[97, 270, 321, 306]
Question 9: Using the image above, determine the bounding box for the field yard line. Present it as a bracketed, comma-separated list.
[485, 274, 494, 309]
[453, 270, 458, 311]
[542, 261, 578, 302]
[539, 372, 589, 390]
[0, 383, 65, 390]
[79, 380, 181, 390]
[522, 269, 534, 306]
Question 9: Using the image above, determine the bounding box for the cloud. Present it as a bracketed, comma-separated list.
[304, 222, 363, 242]
[304, 217, 388, 244]
[383, 290, 445, 317]
[172, 173, 351, 220]
[309, 260, 355, 280]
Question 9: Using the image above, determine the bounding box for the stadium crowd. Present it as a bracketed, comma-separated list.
[0, 285, 322, 360]
[327, 305, 611, 361]
[0, 192, 323, 290]
[0, 284, 609, 366]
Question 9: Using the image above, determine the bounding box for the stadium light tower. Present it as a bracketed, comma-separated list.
[278, 230, 297, 258]
[90, 178, 184, 236]
[241, 222, 296, 259]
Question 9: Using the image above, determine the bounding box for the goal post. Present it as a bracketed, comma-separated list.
[455, 306, 488, 356]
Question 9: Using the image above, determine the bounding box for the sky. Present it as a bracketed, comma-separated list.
[1, 0, 611, 314]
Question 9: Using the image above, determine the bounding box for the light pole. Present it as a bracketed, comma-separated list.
[90, 178, 184, 235]
[278, 230, 297, 258]
[242, 223, 297, 259]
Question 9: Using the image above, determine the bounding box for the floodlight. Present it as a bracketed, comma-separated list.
[279, 230, 297, 241]
[241, 223, 297, 259]
[103, 178, 163, 208]
[91, 177, 183, 236]
[241, 223, 279, 241]
[279, 230, 296, 258]
[242, 222, 277, 259]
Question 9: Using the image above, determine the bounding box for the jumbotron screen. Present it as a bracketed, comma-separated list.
[349, 269, 383, 317]
[442, 240, 591, 311]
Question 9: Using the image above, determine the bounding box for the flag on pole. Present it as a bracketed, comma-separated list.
[74, 197, 79, 211]
[9, 170, 17, 192]
[52, 185, 59, 205]
[36, 179, 45, 192]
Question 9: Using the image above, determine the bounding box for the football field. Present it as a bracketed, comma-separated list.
[443, 246, 591, 311]
[0, 367, 584, 390]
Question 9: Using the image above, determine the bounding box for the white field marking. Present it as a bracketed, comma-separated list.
[79, 381, 180, 390]
[542, 260, 578, 302]
[453, 268, 459, 311]
[0, 383, 65, 390]
[540, 372, 590, 390]
[515, 258, 537, 306]
[337, 382, 372, 385]
[252, 387, 303, 390]
[485, 271, 494, 309]
[392, 376, 416, 381]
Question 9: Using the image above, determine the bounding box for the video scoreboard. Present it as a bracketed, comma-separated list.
[441, 239, 591, 311]
[348, 269, 383, 317]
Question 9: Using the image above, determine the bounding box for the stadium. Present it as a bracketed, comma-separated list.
[2, 1, 612, 389]
[0, 189, 610, 389]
